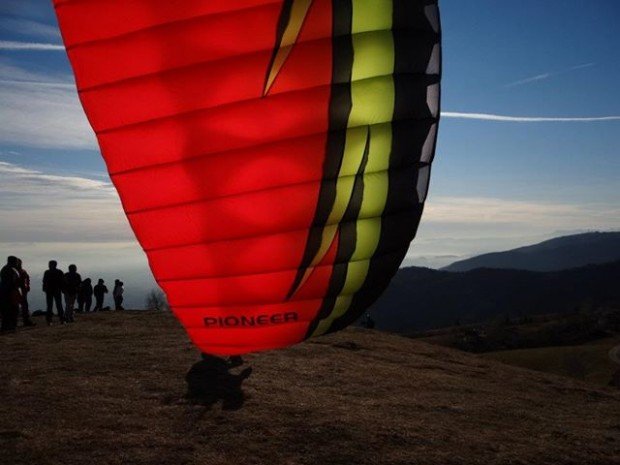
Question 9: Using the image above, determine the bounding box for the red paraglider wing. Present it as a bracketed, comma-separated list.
[53, 0, 441, 355]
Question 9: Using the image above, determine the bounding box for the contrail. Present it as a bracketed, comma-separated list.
[504, 62, 596, 88]
[0, 41, 64, 51]
[568, 62, 596, 71]
[504, 73, 551, 88]
[442, 112, 620, 123]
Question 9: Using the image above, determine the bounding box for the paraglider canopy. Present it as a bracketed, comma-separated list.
[53, 0, 441, 355]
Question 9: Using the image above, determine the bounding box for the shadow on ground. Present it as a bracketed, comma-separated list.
[185, 354, 252, 410]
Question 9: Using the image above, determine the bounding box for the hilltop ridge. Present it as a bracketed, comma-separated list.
[443, 231, 620, 272]
[371, 259, 620, 331]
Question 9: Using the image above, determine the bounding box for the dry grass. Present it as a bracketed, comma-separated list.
[1, 311, 619, 465]
[483, 337, 620, 386]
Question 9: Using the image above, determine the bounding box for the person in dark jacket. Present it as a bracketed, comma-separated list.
[0, 256, 21, 332]
[113, 279, 124, 311]
[93, 279, 108, 312]
[16, 258, 34, 327]
[43, 260, 65, 325]
[63, 264, 81, 323]
[78, 278, 93, 313]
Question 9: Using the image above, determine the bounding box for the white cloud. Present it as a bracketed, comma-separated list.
[0, 61, 74, 88]
[0, 79, 74, 89]
[442, 112, 620, 123]
[0, 161, 112, 193]
[0, 63, 96, 150]
[1, 18, 62, 41]
[0, 61, 49, 81]
[0, 40, 64, 51]
[423, 196, 620, 228]
[405, 196, 620, 267]
[0, 161, 131, 243]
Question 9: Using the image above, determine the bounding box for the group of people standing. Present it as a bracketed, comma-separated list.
[0, 256, 126, 332]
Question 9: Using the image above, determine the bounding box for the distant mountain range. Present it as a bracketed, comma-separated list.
[371, 260, 620, 333]
[443, 231, 620, 272]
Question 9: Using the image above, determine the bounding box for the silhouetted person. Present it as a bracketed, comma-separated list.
[78, 278, 93, 313]
[113, 279, 124, 310]
[0, 256, 21, 332]
[63, 264, 81, 323]
[43, 260, 65, 325]
[185, 353, 252, 410]
[16, 258, 34, 327]
[362, 312, 375, 329]
[93, 279, 108, 312]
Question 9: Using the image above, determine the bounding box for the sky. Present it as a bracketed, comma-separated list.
[1, 0, 619, 309]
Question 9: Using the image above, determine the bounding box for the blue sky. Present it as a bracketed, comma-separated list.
[1, 0, 619, 308]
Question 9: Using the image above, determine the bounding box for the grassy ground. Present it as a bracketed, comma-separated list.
[482, 336, 620, 386]
[1, 311, 619, 465]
